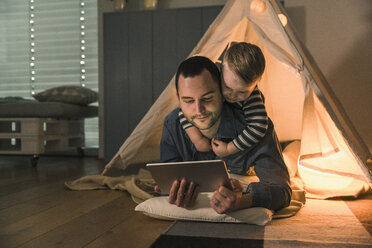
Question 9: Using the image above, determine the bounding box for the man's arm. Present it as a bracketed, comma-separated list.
[210, 155, 291, 213]
[246, 155, 292, 211]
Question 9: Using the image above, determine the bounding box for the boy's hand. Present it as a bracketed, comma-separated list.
[211, 138, 230, 157]
[212, 139, 239, 157]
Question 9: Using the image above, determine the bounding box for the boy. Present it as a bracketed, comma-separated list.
[179, 42, 268, 157]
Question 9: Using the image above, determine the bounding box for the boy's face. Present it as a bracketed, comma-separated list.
[178, 69, 223, 131]
[221, 63, 259, 103]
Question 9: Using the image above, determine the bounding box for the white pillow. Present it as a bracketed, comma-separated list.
[135, 193, 273, 226]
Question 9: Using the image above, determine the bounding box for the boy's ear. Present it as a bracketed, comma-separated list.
[256, 76, 262, 83]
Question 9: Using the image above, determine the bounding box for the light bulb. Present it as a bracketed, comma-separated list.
[278, 14, 287, 27]
[250, 0, 267, 14]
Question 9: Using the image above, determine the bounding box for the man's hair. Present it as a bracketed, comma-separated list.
[223, 42, 265, 85]
[175, 56, 221, 95]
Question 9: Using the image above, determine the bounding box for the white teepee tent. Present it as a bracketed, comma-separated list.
[102, 0, 371, 199]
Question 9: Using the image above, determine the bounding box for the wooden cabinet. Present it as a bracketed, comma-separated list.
[103, 6, 223, 162]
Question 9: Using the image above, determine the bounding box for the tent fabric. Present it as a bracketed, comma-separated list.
[101, 0, 371, 199]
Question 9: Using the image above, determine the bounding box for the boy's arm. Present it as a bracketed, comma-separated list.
[185, 126, 211, 152]
[232, 87, 268, 152]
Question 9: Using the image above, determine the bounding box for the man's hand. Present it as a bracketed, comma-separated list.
[210, 179, 252, 214]
[169, 178, 200, 208]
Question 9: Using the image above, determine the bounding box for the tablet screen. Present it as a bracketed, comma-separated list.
[146, 160, 230, 193]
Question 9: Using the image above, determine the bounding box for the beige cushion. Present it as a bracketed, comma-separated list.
[33, 86, 98, 105]
[135, 192, 273, 226]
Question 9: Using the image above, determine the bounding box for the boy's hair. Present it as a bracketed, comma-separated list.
[175, 56, 221, 96]
[223, 42, 265, 85]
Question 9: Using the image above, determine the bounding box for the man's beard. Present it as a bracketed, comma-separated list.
[188, 111, 220, 130]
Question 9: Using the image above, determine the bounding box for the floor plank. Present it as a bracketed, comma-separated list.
[0, 155, 169, 248]
[0, 156, 103, 189]
[84, 211, 171, 248]
[0, 157, 104, 210]
[17, 193, 135, 248]
[0, 187, 105, 226]
[0, 190, 122, 248]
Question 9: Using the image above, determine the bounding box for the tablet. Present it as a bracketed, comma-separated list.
[146, 160, 230, 193]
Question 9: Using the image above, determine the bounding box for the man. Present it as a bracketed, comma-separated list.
[160, 56, 291, 213]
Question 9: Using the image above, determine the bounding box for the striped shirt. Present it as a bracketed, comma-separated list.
[231, 86, 268, 151]
[179, 86, 268, 152]
[179, 111, 193, 130]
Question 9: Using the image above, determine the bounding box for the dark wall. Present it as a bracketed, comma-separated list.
[103, 6, 222, 162]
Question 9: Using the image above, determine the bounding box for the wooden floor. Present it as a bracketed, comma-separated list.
[0, 155, 171, 248]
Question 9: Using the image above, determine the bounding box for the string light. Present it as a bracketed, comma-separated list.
[278, 13, 288, 27]
[29, 0, 36, 95]
[250, 0, 267, 13]
[80, 0, 86, 87]
[28, 1, 90, 92]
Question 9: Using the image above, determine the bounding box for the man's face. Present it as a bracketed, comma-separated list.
[178, 69, 224, 130]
